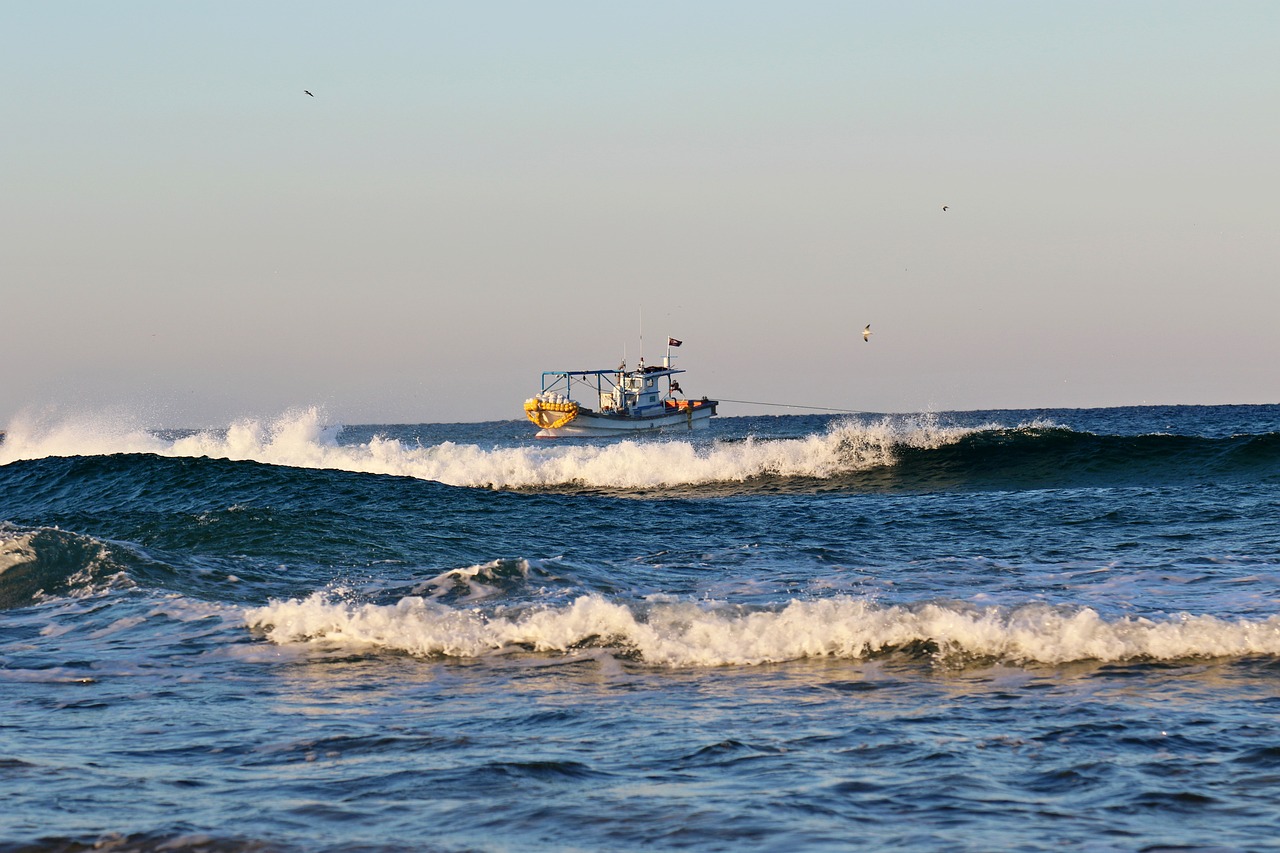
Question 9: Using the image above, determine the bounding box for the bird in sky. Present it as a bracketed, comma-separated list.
[862, 324, 872, 342]
[304, 90, 313, 97]
[942, 205, 948, 211]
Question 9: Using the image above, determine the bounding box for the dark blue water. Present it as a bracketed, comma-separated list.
[2, 405, 1279, 851]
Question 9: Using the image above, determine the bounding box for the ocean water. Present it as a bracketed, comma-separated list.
[2, 404, 1280, 852]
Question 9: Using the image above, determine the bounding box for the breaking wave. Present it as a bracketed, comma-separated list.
[0, 407, 973, 490]
[245, 590, 1280, 668]
[0, 525, 135, 608]
[4, 407, 1277, 493]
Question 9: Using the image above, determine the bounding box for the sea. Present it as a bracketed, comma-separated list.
[2, 404, 1280, 852]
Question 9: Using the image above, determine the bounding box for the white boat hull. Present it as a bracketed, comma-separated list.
[536, 403, 717, 438]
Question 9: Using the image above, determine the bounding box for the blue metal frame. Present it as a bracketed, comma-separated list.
[540, 368, 685, 402]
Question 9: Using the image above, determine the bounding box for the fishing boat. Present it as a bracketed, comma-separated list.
[523, 342, 718, 438]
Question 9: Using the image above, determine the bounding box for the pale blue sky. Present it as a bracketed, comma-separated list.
[4, 2, 1277, 425]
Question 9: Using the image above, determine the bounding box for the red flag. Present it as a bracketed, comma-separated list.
[667, 337, 682, 347]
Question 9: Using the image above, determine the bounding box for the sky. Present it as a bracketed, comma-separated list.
[4, 1, 1278, 426]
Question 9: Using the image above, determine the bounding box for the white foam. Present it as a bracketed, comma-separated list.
[243, 593, 1280, 667]
[0, 408, 168, 462]
[1, 407, 976, 489]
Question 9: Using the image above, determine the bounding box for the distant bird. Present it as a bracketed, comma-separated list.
[862, 324, 872, 342]
[942, 205, 948, 211]
[304, 90, 313, 97]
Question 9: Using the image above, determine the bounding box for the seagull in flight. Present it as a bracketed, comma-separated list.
[942, 205, 948, 211]
[304, 90, 313, 97]
[862, 324, 872, 342]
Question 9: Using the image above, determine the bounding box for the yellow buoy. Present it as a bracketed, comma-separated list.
[524, 399, 579, 430]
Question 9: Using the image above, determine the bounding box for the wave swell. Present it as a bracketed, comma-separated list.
[4, 408, 1278, 493]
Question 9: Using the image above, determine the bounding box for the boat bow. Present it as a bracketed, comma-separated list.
[524, 396, 580, 430]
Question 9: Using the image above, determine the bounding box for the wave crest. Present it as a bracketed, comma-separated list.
[0, 525, 133, 608]
[244, 592, 1280, 667]
[7, 408, 1276, 493]
[1, 408, 972, 489]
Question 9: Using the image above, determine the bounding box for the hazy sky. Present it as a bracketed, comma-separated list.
[5, 2, 1278, 426]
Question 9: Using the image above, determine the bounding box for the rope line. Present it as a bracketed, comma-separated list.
[715, 398, 874, 414]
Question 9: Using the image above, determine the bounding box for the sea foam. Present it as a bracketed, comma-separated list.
[1, 407, 973, 489]
[244, 591, 1280, 667]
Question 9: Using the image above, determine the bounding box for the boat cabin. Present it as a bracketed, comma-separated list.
[538, 365, 683, 418]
